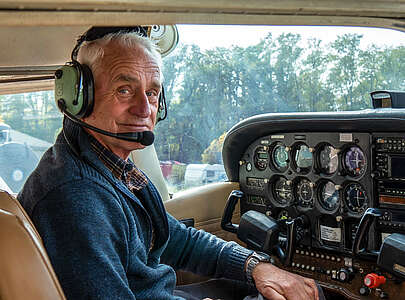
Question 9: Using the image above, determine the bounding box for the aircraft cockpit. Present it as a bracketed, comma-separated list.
[221, 91, 405, 299]
[0, 2, 405, 299]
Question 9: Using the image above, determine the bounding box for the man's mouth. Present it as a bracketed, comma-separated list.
[119, 123, 149, 131]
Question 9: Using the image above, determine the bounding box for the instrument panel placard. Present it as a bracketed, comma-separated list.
[320, 225, 342, 243]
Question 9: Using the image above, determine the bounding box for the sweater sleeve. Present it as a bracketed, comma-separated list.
[30, 179, 136, 300]
[160, 213, 253, 282]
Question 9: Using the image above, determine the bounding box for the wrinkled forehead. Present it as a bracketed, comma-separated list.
[97, 42, 163, 82]
[104, 41, 158, 63]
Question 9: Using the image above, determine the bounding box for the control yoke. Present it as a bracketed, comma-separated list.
[352, 208, 382, 259]
[221, 190, 242, 233]
[221, 190, 307, 266]
[353, 208, 405, 281]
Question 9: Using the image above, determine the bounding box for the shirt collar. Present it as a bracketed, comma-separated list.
[89, 134, 148, 190]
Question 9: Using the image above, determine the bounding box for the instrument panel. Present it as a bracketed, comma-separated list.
[221, 111, 405, 299]
[240, 132, 373, 252]
[236, 131, 405, 299]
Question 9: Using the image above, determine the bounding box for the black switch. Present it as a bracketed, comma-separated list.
[359, 286, 370, 296]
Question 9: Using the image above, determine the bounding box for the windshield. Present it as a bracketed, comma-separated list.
[0, 25, 403, 195]
[154, 25, 405, 194]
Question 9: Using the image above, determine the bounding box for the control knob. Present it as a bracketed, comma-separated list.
[359, 286, 370, 296]
[338, 268, 353, 283]
[364, 273, 386, 289]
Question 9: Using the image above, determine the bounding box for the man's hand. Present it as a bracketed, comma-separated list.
[252, 262, 319, 300]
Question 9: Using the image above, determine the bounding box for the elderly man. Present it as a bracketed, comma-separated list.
[18, 27, 322, 300]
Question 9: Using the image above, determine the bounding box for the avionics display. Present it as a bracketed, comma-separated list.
[375, 136, 405, 207]
[391, 156, 405, 178]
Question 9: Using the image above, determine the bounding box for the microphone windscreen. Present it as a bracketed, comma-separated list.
[141, 131, 155, 146]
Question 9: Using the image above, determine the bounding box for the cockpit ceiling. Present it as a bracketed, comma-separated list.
[0, 0, 404, 19]
[0, 0, 404, 28]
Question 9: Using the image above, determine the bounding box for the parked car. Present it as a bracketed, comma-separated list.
[184, 163, 227, 188]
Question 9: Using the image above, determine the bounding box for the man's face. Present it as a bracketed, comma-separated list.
[82, 42, 161, 160]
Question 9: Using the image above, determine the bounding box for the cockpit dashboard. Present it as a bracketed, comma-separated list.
[222, 109, 405, 299]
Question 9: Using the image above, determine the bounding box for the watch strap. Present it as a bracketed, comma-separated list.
[245, 251, 271, 285]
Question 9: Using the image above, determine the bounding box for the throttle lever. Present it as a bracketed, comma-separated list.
[221, 190, 243, 233]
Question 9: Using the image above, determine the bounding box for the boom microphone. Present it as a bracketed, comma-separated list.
[57, 100, 155, 146]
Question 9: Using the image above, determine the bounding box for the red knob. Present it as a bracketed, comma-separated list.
[364, 273, 386, 288]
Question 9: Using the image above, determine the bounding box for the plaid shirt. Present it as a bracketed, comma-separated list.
[89, 136, 148, 190]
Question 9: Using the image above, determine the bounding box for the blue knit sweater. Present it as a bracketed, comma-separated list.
[18, 118, 252, 300]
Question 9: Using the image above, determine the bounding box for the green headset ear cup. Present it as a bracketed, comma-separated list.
[54, 63, 94, 118]
[54, 65, 81, 116]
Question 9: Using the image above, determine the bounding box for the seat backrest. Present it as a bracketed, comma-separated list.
[130, 144, 170, 201]
[0, 190, 66, 300]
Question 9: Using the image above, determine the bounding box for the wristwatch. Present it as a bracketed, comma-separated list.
[245, 251, 272, 285]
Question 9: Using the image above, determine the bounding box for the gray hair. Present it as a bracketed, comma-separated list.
[77, 32, 163, 80]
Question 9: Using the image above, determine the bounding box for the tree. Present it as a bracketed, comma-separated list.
[201, 132, 227, 164]
[0, 91, 62, 143]
[379, 46, 405, 90]
[273, 33, 304, 111]
[327, 34, 362, 110]
[300, 39, 334, 111]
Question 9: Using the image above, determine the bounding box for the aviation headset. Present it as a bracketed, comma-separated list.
[54, 26, 167, 122]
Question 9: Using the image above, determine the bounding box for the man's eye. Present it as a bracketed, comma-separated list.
[147, 92, 159, 104]
[118, 88, 131, 95]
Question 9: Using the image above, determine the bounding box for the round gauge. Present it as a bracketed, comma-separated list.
[254, 146, 269, 171]
[272, 143, 289, 171]
[318, 181, 340, 211]
[344, 146, 367, 177]
[344, 183, 368, 214]
[318, 145, 339, 175]
[273, 177, 293, 205]
[295, 178, 314, 208]
[293, 144, 313, 172]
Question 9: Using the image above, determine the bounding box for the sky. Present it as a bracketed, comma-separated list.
[176, 24, 405, 50]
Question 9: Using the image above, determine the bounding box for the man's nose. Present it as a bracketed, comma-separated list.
[129, 92, 151, 117]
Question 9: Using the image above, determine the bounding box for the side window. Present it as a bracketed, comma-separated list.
[0, 91, 61, 194]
